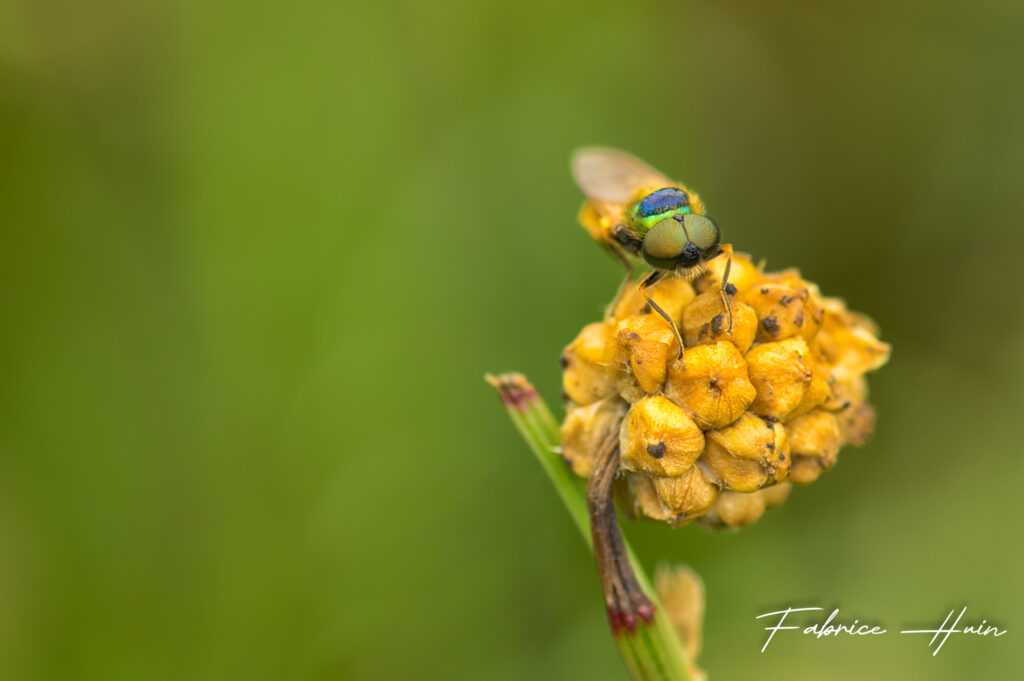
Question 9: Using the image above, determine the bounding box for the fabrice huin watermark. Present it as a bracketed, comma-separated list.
[757, 606, 1006, 656]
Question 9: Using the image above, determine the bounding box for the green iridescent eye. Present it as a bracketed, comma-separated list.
[642, 218, 687, 268]
[682, 213, 720, 250]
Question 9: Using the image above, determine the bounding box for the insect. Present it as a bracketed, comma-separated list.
[571, 147, 734, 358]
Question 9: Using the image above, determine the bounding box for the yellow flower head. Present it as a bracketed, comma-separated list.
[561, 252, 890, 530]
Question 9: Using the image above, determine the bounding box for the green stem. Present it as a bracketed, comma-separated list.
[487, 373, 695, 681]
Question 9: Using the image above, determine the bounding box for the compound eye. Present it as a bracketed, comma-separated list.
[642, 218, 687, 268]
[683, 213, 720, 251]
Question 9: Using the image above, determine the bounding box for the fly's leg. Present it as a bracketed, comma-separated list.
[718, 243, 735, 334]
[640, 270, 685, 360]
[587, 427, 655, 635]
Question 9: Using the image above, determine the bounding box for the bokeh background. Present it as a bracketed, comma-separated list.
[2, 1, 1022, 679]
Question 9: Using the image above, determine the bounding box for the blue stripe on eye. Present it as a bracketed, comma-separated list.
[635, 188, 689, 218]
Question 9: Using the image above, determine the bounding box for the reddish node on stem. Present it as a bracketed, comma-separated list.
[608, 603, 655, 636]
[486, 373, 538, 412]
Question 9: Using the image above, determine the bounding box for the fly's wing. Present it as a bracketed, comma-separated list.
[571, 147, 674, 229]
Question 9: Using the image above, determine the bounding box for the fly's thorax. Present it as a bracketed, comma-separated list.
[628, 185, 707, 229]
[630, 187, 693, 233]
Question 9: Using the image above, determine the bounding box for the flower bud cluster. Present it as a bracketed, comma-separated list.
[561, 253, 889, 529]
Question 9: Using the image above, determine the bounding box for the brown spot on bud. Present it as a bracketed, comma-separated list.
[682, 291, 758, 352]
[741, 282, 824, 342]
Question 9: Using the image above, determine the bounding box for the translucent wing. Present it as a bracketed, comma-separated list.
[572, 147, 674, 225]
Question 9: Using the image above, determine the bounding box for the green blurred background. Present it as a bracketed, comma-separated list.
[1, 1, 1022, 679]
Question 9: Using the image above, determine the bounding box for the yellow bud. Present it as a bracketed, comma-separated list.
[824, 373, 877, 446]
[824, 372, 867, 411]
[655, 564, 706, 664]
[699, 441, 765, 492]
[703, 489, 766, 529]
[614, 276, 696, 322]
[561, 322, 617, 405]
[620, 395, 705, 477]
[816, 299, 891, 380]
[560, 397, 628, 478]
[740, 282, 824, 343]
[616, 315, 678, 394]
[840, 402, 876, 447]
[787, 408, 841, 458]
[759, 481, 792, 509]
[614, 371, 647, 404]
[653, 465, 719, 520]
[786, 409, 841, 484]
[696, 251, 762, 294]
[664, 341, 756, 430]
[745, 337, 828, 420]
[618, 472, 673, 522]
[789, 457, 822, 484]
[700, 413, 790, 491]
[700, 484, 793, 530]
[796, 360, 831, 418]
[681, 291, 758, 353]
[759, 267, 810, 288]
